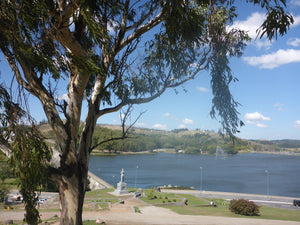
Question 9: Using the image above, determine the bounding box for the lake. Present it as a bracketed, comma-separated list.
[89, 153, 300, 198]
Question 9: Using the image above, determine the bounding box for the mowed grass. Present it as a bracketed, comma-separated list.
[84, 189, 119, 211]
[85, 188, 115, 199]
[259, 206, 300, 221]
[161, 199, 300, 222]
[139, 189, 300, 222]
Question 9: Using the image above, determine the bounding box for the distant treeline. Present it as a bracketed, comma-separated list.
[43, 125, 248, 154]
[86, 126, 249, 155]
[250, 139, 300, 149]
[42, 124, 300, 155]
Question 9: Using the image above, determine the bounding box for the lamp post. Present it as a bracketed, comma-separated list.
[200, 167, 203, 191]
[134, 165, 138, 189]
[265, 170, 269, 199]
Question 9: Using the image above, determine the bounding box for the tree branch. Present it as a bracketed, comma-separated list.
[3, 45, 68, 153]
[97, 57, 207, 119]
[121, 105, 146, 137]
[117, 8, 164, 53]
[111, 0, 130, 56]
[90, 106, 145, 152]
[126, 3, 160, 32]
[2, 50, 32, 93]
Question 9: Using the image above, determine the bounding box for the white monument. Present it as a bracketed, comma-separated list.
[114, 168, 129, 195]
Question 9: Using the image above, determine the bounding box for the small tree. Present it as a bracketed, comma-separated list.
[147, 187, 155, 200]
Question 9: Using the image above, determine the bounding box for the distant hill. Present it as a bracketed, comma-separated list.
[250, 139, 300, 150]
[38, 122, 300, 155]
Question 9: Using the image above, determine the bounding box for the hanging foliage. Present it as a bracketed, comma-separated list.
[10, 124, 52, 225]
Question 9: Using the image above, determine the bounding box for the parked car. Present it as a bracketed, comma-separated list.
[134, 191, 141, 198]
[293, 200, 300, 207]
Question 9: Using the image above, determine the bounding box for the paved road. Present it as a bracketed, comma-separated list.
[161, 189, 300, 210]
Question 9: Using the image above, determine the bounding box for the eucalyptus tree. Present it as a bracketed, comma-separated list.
[0, 0, 293, 224]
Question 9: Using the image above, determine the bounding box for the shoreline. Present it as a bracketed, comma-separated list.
[91, 148, 300, 156]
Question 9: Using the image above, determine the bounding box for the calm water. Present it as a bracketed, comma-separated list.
[89, 153, 300, 197]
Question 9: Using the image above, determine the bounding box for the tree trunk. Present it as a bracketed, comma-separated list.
[58, 165, 88, 225]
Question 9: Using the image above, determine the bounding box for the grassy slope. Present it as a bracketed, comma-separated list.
[139, 189, 300, 222]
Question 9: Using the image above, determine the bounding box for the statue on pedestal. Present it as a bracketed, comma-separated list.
[114, 168, 129, 195]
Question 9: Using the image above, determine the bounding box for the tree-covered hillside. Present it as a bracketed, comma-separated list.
[41, 122, 249, 154]
[41, 122, 300, 155]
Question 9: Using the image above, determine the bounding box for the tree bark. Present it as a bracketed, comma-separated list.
[57, 161, 88, 225]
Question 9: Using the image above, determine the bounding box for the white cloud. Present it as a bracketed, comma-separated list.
[287, 38, 300, 47]
[229, 12, 265, 39]
[228, 12, 300, 49]
[291, 0, 300, 6]
[182, 118, 194, 125]
[56, 93, 68, 101]
[153, 124, 167, 130]
[256, 123, 268, 128]
[163, 112, 171, 117]
[197, 87, 209, 92]
[243, 49, 300, 69]
[294, 120, 300, 129]
[245, 112, 270, 128]
[228, 12, 272, 49]
[178, 124, 186, 129]
[292, 15, 300, 27]
[254, 40, 272, 50]
[246, 120, 255, 125]
[245, 112, 271, 122]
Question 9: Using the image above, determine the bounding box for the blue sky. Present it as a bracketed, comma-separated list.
[1, 0, 300, 140]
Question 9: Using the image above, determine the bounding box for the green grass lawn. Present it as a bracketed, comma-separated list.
[161, 203, 300, 221]
[161, 199, 300, 222]
[85, 188, 115, 198]
[259, 206, 300, 221]
[140, 191, 184, 204]
[3, 178, 18, 189]
[139, 189, 300, 222]
[84, 189, 120, 211]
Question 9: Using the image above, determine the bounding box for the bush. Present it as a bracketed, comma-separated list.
[229, 199, 260, 216]
[134, 206, 141, 213]
[147, 187, 155, 200]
